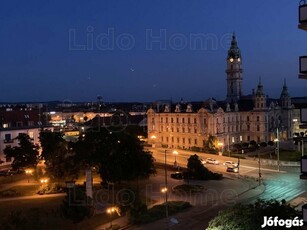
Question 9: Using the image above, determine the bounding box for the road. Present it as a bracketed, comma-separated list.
[148, 147, 307, 203]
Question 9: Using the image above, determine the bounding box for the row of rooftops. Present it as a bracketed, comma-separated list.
[150, 96, 307, 114]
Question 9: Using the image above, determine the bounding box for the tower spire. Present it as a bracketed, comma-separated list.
[226, 33, 243, 103]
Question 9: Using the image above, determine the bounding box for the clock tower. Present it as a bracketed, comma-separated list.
[226, 33, 243, 103]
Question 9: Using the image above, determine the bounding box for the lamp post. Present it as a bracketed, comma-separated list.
[258, 152, 261, 186]
[217, 142, 224, 156]
[25, 169, 33, 183]
[172, 150, 178, 167]
[107, 207, 116, 228]
[274, 128, 280, 172]
[302, 140, 305, 157]
[164, 149, 169, 225]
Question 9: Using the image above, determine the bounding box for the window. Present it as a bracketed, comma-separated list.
[177, 137, 179, 143]
[161, 137, 164, 142]
[257, 125, 260, 131]
[194, 139, 197, 145]
[194, 128, 197, 133]
[5, 134, 11, 141]
[177, 127, 179, 132]
[161, 118, 163, 123]
[171, 128, 174, 132]
[247, 116, 250, 122]
[182, 118, 185, 123]
[166, 118, 168, 123]
[188, 138, 191, 144]
[188, 118, 190, 124]
[182, 127, 185, 133]
[176, 117, 179, 123]
[194, 118, 197, 124]
[257, 136, 260, 142]
[3, 123, 8, 128]
[247, 136, 250, 141]
[29, 132, 34, 139]
[257, 116, 259, 122]
[247, 125, 250, 131]
[171, 118, 173, 123]
[183, 138, 185, 144]
[171, 137, 174, 142]
[166, 137, 169, 142]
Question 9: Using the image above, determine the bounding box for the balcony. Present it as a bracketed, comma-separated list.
[299, 2, 307, 31]
[299, 56, 307, 79]
[3, 139, 14, 143]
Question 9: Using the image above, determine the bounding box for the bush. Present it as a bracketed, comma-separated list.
[186, 155, 223, 180]
[260, 142, 267, 147]
[267, 141, 274, 146]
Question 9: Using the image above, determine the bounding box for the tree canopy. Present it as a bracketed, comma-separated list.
[187, 154, 222, 180]
[207, 199, 302, 230]
[4, 133, 39, 170]
[74, 128, 155, 183]
[39, 130, 79, 181]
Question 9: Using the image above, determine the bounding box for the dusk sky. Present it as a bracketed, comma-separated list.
[1, 0, 307, 102]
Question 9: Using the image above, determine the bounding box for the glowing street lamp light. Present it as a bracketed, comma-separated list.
[107, 206, 118, 228]
[40, 178, 49, 184]
[172, 150, 178, 165]
[25, 169, 33, 183]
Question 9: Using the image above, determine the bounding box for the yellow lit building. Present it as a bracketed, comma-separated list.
[147, 34, 293, 150]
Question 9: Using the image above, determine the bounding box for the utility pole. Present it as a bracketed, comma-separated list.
[277, 128, 280, 172]
[164, 150, 169, 228]
[258, 152, 261, 186]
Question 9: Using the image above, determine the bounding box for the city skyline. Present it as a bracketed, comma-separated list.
[1, 0, 307, 102]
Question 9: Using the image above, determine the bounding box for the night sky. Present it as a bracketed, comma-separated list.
[1, 0, 307, 102]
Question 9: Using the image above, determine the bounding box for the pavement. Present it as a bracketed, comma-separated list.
[94, 176, 265, 230]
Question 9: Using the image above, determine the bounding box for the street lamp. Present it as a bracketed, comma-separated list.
[151, 135, 157, 148]
[172, 150, 178, 166]
[217, 142, 224, 155]
[274, 128, 280, 172]
[106, 207, 117, 228]
[164, 150, 169, 223]
[25, 169, 33, 183]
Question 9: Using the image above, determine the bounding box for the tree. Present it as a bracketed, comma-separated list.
[74, 128, 155, 183]
[187, 154, 222, 180]
[207, 199, 302, 230]
[39, 130, 79, 181]
[4, 133, 39, 170]
[60, 186, 94, 224]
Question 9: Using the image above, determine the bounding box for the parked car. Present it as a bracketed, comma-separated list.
[226, 166, 239, 173]
[206, 158, 219, 165]
[0, 170, 10, 177]
[170, 172, 184, 180]
[223, 161, 238, 167]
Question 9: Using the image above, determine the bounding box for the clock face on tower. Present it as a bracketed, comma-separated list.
[229, 58, 234, 63]
[238, 58, 241, 62]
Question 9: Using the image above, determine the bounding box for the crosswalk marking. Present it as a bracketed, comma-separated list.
[259, 183, 305, 202]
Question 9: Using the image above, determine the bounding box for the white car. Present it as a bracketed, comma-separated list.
[200, 159, 206, 165]
[223, 161, 238, 167]
[206, 158, 219, 165]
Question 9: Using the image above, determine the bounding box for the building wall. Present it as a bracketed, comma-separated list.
[0, 127, 53, 166]
[147, 106, 284, 150]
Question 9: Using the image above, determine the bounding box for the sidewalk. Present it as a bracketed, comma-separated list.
[95, 177, 266, 230]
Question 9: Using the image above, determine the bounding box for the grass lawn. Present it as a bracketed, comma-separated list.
[172, 184, 204, 193]
[0, 184, 40, 197]
[0, 174, 27, 185]
[0, 196, 118, 230]
[133, 201, 191, 224]
[260, 149, 301, 161]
